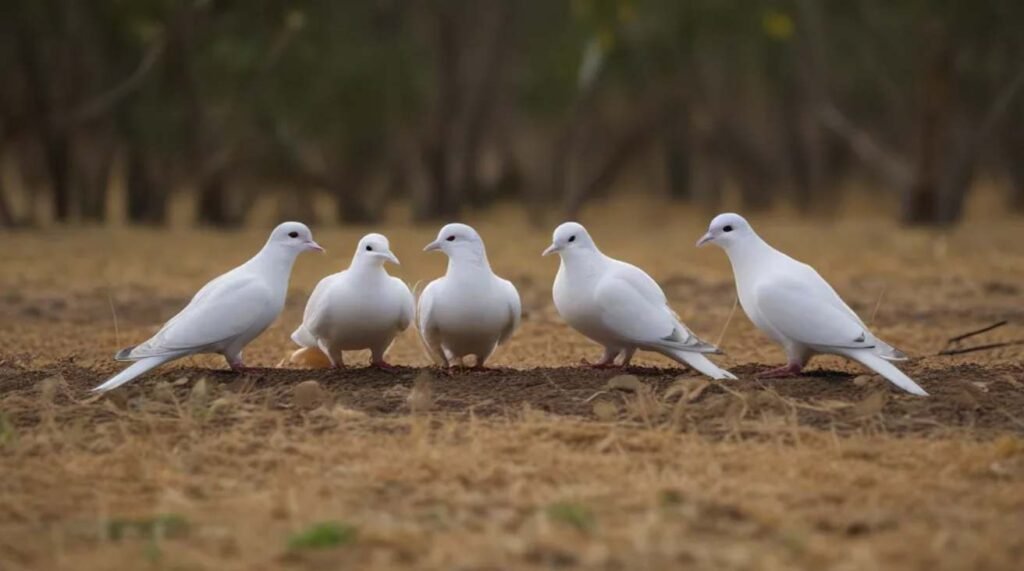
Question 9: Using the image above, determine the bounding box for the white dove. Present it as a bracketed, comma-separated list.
[697, 213, 927, 396]
[417, 223, 521, 368]
[291, 233, 414, 369]
[93, 222, 323, 393]
[543, 222, 736, 380]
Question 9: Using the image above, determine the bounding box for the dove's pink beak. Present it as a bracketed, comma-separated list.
[696, 232, 714, 247]
[305, 240, 325, 253]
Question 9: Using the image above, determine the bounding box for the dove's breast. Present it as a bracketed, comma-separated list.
[311, 275, 407, 349]
[552, 266, 619, 345]
[430, 277, 510, 355]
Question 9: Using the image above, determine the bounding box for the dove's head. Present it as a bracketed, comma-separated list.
[424, 223, 486, 259]
[543, 222, 596, 257]
[353, 233, 400, 266]
[269, 222, 324, 254]
[696, 213, 752, 250]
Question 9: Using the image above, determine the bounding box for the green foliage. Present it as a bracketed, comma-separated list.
[0, 412, 16, 447]
[287, 521, 358, 551]
[546, 502, 596, 532]
[105, 513, 190, 541]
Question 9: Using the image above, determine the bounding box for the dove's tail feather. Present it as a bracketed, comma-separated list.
[842, 349, 927, 396]
[663, 349, 737, 380]
[92, 354, 179, 393]
[291, 325, 317, 348]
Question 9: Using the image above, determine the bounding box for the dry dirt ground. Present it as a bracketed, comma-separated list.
[2, 200, 1024, 570]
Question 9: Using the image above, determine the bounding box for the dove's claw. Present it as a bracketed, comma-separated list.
[758, 363, 803, 378]
[372, 360, 398, 372]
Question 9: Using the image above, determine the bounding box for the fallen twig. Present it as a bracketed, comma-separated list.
[946, 320, 1008, 345]
[938, 341, 1024, 357]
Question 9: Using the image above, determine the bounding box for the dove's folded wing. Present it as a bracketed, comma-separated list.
[595, 275, 716, 353]
[755, 279, 876, 350]
[392, 276, 415, 331]
[304, 272, 344, 332]
[497, 279, 521, 346]
[415, 280, 446, 364]
[128, 275, 272, 359]
[611, 261, 669, 305]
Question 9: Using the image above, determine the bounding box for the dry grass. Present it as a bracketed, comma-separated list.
[1, 198, 1024, 570]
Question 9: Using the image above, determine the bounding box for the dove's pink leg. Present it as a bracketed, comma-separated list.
[370, 348, 397, 371]
[759, 362, 803, 378]
[471, 354, 490, 371]
[588, 347, 622, 369]
[227, 356, 249, 372]
[372, 360, 397, 371]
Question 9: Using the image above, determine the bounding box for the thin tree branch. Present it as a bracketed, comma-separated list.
[818, 103, 913, 188]
[68, 37, 166, 126]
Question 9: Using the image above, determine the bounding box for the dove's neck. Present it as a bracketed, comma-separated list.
[723, 234, 777, 281]
[558, 248, 609, 279]
[247, 245, 300, 288]
[446, 250, 493, 279]
[348, 257, 388, 278]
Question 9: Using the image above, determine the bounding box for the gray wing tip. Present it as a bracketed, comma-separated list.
[114, 346, 136, 361]
[691, 338, 723, 354]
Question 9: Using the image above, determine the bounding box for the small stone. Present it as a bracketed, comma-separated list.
[853, 375, 874, 387]
[592, 400, 619, 421]
[293, 380, 324, 409]
[606, 374, 643, 392]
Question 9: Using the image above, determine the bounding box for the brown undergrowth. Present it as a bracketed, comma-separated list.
[1, 202, 1023, 569]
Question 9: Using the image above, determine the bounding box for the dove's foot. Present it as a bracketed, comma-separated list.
[229, 360, 249, 373]
[579, 358, 620, 369]
[371, 360, 398, 372]
[758, 363, 803, 378]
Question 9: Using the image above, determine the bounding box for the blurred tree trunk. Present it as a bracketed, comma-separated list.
[416, 0, 461, 220]
[902, 22, 952, 224]
[335, 164, 375, 223]
[792, 0, 831, 212]
[125, 146, 168, 224]
[718, 120, 775, 211]
[456, 0, 513, 208]
[73, 130, 114, 223]
[17, 15, 74, 222]
[0, 140, 11, 227]
[663, 87, 692, 201]
[1003, 117, 1024, 213]
[164, 6, 241, 227]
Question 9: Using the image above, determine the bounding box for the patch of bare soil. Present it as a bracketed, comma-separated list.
[2, 360, 1022, 438]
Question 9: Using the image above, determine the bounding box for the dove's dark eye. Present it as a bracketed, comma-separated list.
[446, 235, 455, 242]
[723, 225, 733, 233]
[288, 231, 299, 238]
[365, 245, 373, 251]
[568, 235, 576, 243]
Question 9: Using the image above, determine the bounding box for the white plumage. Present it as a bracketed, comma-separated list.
[543, 222, 736, 380]
[291, 233, 414, 368]
[417, 223, 521, 368]
[697, 212, 927, 396]
[93, 222, 323, 392]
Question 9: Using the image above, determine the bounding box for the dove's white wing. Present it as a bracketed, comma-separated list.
[291, 272, 342, 347]
[304, 272, 346, 333]
[127, 272, 272, 359]
[391, 276, 415, 331]
[784, 263, 908, 360]
[416, 279, 446, 364]
[754, 278, 877, 351]
[497, 278, 521, 346]
[594, 274, 717, 353]
[610, 260, 669, 305]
